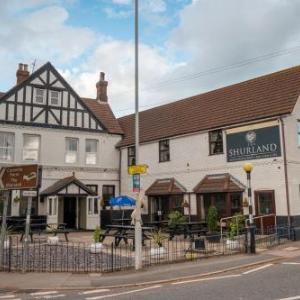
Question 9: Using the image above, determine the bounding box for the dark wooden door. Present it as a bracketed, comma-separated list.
[64, 197, 76, 228]
[255, 190, 276, 233]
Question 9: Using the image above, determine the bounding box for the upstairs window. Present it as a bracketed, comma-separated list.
[35, 88, 45, 104]
[159, 139, 170, 162]
[128, 146, 136, 166]
[50, 91, 60, 106]
[0, 132, 14, 162]
[86, 139, 98, 165]
[209, 129, 223, 155]
[297, 121, 300, 146]
[23, 134, 40, 161]
[65, 138, 78, 163]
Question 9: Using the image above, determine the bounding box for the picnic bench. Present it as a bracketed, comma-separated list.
[100, 225, 155, 248]
[168, 222, 208, 240]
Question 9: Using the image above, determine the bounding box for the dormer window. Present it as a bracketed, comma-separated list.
[35, 88, 45, 104]
[50, 91, 60, 106]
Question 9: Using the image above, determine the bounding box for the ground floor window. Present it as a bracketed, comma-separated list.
[102, 185, 115, 208]
[148, 195, 184, 221]
[20, 195, 38, 216]
[198, 192, 243, 220]
[88, 197, 99, 215]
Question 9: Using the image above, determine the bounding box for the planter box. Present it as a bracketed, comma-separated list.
[150, 247, 166, 259]
[47, 236, 59, 245]
[3, 240, 10, 249]
[90, 243, 103, 254]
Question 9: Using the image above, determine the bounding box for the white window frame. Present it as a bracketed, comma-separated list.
[22, 134, 40, 162]
[48, 197, 57, 216]
[65, 137, 79, 164]
[87, 197, 99, 215]
[85, 139, 98, 165]
[0, 132, 14, 162]
[34, 88, 45, 104]
[50, 90, 61, 106]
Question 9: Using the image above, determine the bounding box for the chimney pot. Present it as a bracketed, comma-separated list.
[96, 71, 108, 102]
[16, 62, 29, 85]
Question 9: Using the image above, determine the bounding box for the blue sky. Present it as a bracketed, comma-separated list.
[1, 0, 300, 116]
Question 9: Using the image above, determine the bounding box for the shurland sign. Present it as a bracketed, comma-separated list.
[0, 165, 39, 190]
[226, 125, 281, 162]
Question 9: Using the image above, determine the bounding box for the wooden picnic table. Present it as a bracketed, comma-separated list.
[101, 225, 155, 247]
[168, 221, 208, 240]
[111, 218, 132, 225]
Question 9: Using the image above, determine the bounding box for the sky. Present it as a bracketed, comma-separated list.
[1, 0, 300, 117]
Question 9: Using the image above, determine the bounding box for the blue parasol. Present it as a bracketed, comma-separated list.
[109, 195, 136, 207]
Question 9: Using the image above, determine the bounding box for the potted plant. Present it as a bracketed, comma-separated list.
[46, 225, 59, 245]
[148, 230, 168, 258]
[90, 226, 103, 254]
[206, 206, 220, 243]
[168, 210, 187, 238]
[226, 213, 245, 249]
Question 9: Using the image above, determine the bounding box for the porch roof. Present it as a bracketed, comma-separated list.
[145, 178, 187, 196]
[40, 175, 97, 197]
[193, 173, 245, 194]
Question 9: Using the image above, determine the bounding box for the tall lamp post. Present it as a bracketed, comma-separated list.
[243, 162, 256, 254]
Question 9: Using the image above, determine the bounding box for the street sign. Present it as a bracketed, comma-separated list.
[128, 164, 148, 175]
[132, 173, 140, 192]
[0, 165, 39, 190]
[22, 190, 38, 197]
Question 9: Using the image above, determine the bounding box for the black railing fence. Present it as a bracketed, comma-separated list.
[0, 225, 295, 273]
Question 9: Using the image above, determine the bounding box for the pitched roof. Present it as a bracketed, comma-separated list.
[40, 175, 97, 196]
[0, 92, 4, 99]
[145, 178, 187, 196]
[193, 174, 245, 194]
[117, 65, 300, 147]
[82, 98, 123, 134]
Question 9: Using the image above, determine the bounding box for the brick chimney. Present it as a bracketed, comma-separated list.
[96, 72, 108, 102]
[16, 63, 29, 85]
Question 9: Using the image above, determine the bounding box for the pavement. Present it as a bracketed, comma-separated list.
[1, 240, 300, 292]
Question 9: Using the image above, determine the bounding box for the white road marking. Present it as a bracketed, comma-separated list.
[0, 296, 16, 300]
[282, 262, 300, 265]
[172, 274, 241, 285]
[30, 291, 58, 296]
[36, 295, 65, 299]
[277, 295, 300, 300]
[242, 263, 273, 275]
[85, 285, 162, 300]
[80, 289, 110, 295]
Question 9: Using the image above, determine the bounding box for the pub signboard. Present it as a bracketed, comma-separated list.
[226, 125, 281, 162]
[0, 164, 40, 190]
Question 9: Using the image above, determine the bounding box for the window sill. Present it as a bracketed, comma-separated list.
[208, 152, 224, 156]
[159, 160, 170, 163]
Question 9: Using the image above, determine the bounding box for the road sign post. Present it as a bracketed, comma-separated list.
[0, 191, 9, 270]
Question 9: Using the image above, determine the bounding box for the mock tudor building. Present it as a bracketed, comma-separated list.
[0, 62, 123, 229]
[118, 66, 300, 228]
[1, 62, 300, 229]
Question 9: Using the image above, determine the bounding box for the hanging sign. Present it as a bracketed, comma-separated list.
[128, 164, 148, 175]
[132, 173, 140, 193]
[226, 125, 281, 162]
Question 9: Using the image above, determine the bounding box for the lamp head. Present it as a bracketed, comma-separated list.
[243, 162, 253, 173]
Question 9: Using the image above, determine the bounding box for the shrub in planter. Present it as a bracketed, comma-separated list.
[167, 211, 187, 229]
[226, 213, 245, 249]
[147, 230, 168, 258]
[90, 226, 103, 254]
[206, 206, 220, 243]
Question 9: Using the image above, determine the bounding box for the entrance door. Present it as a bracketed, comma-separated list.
[63, 197, 76, 228]
[255, 190, 276, 233]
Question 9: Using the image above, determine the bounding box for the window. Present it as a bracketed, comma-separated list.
[88, 197, 99, 215]
[102, 185, 115, 208]
[23, 134, 40, 161]
[159, 139, 170, 162]
[86, 184, 98, 195]
[35, 88, 45, 104]
[65, 138, 78, 163]
[48, 197, 57, 216]
[0, 132, 14, 161]
[86, 139, 98, 165]
[297, 121, 300, 146]
[50, 91, 60, 106]
[127, 146, 135, 166]
[209, 129, 223, 155]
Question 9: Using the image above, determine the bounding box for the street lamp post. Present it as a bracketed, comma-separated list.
[243, 162, 256, 254]
[134, 0, 142, 270]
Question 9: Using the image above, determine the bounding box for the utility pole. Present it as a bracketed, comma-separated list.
[134, 0, 142, 270]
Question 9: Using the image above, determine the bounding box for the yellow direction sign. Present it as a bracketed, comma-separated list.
[128, 164, 148, 175]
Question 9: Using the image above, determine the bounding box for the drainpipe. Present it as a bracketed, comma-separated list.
[118, 147, 122, 196]
[280, 117, 291, 227]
